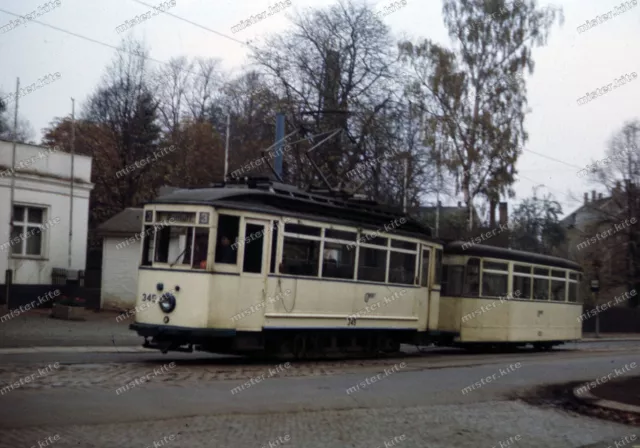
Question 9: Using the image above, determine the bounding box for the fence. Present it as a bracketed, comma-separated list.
[581, 306, 640, 333]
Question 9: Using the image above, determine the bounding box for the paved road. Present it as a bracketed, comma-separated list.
[0, 343, 638, 448]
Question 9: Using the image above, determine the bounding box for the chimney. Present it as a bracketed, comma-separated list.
[489, 199, 497, 228]
[592, 190, 596, 202]
[614, 181, 621, 194]
[457, 201, 462, 207]
[584, 192, 589, 204]
[598, 193, 603, 200]
[498, 202, 508, 226]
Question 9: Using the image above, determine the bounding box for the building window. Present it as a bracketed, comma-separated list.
[357, 247, 387, 282]
[10, 205, 47, 257]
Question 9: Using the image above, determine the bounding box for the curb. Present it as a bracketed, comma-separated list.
[0, 346, 149, 355]
[579, 338, 640, 343]
[572, 383, 640, 414]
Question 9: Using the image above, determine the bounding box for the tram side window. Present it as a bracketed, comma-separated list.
[215, 215, 240, 264]
[420, 250, 430, 287]
[270, 222, 279, 274]
[551, 279, 566, 301]
[482, 272, 508, 297]
[434, 249, 443, 285]
[322, 242, 356, 280]
[358, 247, 387, 282]
[389, 252, 416, 285]
[513, 275, 532, 299]
[243, 223, 265, 273]
[533, 277, 550, 300]
[442, 265, 464, 296]
[568, 282, 578, 302]
[464, 258, 480, 296]
[141, 226, 155, 266]
[281, 237, 320, 276]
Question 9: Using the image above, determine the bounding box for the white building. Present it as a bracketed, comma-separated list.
[0, 140, 93, 288]
[97, 208, 143, 310]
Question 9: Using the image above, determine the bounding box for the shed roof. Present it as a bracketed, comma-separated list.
[97, 208, 143, 236]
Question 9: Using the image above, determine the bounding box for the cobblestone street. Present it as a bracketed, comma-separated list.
[0, 344, 638, 447]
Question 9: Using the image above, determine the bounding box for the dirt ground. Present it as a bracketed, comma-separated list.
[591, 375, 640, 407]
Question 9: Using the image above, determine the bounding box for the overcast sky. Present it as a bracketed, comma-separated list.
[1, 0, 638, 217]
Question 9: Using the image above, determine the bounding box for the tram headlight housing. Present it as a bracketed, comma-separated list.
[158, 292, 176, 313]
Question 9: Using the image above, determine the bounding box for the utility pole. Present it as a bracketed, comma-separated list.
[6, 78, 20, 309]
[402, 156, 408, 214]
[591, 261, 601, 338]
[435, 144, 442, 237]
[224, 114, 230, 182]
[68, 98, 75, 272]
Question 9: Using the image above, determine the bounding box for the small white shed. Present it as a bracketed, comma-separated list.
[97, 208, 143, 311]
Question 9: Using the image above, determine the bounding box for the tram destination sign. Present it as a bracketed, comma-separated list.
[156, 211, 196, 223]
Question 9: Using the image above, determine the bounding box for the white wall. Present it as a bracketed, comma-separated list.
[101, 237, 140, 310]
[0, 140, 93, 284]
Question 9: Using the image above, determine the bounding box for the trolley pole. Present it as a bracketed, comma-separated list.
[590, 273, 600, 338]
[68, 98, 75, 271]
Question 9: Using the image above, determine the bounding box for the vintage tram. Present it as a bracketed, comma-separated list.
[129, 178, 583, 356]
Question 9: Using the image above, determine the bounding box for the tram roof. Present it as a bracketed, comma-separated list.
[445, 241, 582, 271]
[149, 179, 438, 242]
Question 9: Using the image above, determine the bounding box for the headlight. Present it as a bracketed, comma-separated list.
[158, 292, 176, 313]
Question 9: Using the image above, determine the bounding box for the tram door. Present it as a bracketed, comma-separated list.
[237, 219, 270, 327]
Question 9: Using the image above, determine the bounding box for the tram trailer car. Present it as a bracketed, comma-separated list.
[129, 179, 445, 357]
[436, 242, 583, 350]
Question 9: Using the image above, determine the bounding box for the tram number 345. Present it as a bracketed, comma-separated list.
[142, 293, 158, 303]
[347, 317, 357, 326]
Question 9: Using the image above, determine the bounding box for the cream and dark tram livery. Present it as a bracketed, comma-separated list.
[129, 179, 444, 357]
[437, 242, 583, 350]
[129, 178, 583, 356]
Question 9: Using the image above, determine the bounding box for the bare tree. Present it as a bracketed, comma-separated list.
[252, 0, 400, 195]
[584, 120, 640, 306]
[399, 0, 563, 228]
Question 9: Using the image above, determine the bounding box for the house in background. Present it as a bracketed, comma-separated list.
[0, 140, 93, 308]
[560, 187, 639, 331]
[414, 201, 510, 248]
[97, 208, 143, 311]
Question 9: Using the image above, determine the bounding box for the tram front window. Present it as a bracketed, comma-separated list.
[152, 225, 209, 268]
